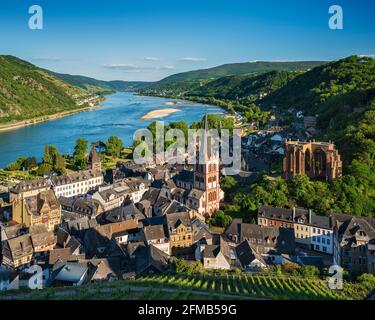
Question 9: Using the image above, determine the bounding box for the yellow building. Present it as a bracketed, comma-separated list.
[166, 212, 193, 250]
[12, 190, 61, 232]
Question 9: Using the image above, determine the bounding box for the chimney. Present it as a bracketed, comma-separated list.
[292, 207, 296, 221]
[308, 209, 312, 224]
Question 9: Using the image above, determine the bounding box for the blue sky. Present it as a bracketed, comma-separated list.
[0, 0, 374, 81]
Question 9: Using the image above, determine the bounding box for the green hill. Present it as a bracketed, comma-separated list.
[261, 56, 375, 129]
[138, 60, 325, 97]
[0, 55, 93, 124]
[158, 60, 325, 84]
[49, 71, 150, 94]
[188, 70, 301, 102]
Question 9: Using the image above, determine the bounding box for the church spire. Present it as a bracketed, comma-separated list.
[204, 113, 209, 132]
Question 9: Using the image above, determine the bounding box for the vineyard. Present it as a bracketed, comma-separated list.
[125, 273, 370, 300]
[1, 273, 371, 300]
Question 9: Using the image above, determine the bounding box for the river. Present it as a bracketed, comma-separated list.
[0, 92, 224, 168]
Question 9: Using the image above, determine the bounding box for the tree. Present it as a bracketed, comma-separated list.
[208, 210, 233, 228]
[24, 157, 38, 170]
[40, 145, 66, 175]
[106, 136, 123, 158]
[73, 138, 88, 170]
[221, 176, 237, 191]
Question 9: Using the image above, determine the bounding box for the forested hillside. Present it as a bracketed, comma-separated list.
[0, 55, 90, 124]
[188, 70, 300, 102]
[138, 61, 324, 97]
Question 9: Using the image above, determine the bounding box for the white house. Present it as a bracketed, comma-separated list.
[52, 170, 103, 198]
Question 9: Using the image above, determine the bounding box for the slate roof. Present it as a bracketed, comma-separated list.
[1, 224, 25, 240]
[10, 178, 50, 194]
[258, 205, 309, 223]
[59, 197, 103, 216]
[164, 200, 190, 215]
[235, 240, 266, 267]
[52, 169, 102, 186]
[133, 243, 170, 275]
[173, 170, 194, 184]
[141, 187, 161, 205]
[203, 237, 233, 265]
[166, 212, 191, 231]
[3, 234, 33, 261]
[56, 228, 71, 248]
[65, 216, 97, 235]
[225, 219, 296, 254]
[49, 248, 79, 265]
[30, 231, 56, 248]
[104, 204, 144, 223]
[193, 226, 213, 243]
[335, 216, 375, 247]
[24, 190, 60, 217]
[310, 215, 332, 229]
[143, 225, 166, 242]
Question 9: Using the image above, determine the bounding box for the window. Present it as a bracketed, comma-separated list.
[323, 246, 327, 252]
[315, 245, 320, 250]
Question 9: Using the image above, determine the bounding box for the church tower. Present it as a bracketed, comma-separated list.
[88, 145, 102, 171]
[193, 115, 222, 216]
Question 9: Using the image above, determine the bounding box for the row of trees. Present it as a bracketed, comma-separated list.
[6, 135, 124, 176]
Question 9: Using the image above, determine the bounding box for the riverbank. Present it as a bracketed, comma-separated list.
[140, 108, 181, 120]
[0, 104, 101, 133]
[0, 92, 224, 168]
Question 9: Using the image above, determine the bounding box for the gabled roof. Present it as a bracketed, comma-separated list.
[335, 216, 375, 246]
[56, 228, 71, 248]
[164, 200, 190, 215]
[4, 234, 33, 261]
[24, 190, 60, 217]
[193, 226, 212, 243]
[30, 231, 56, 248]
[203, 237, 232, 264]
[166, 212, 191, 231]
[133, 243, 170, 275]
[49, 248, 79, 265]
[104, 204, 144, 223]
[65, 216, 97, 234]
[235, 240, 266, 267]
[141, 187, 161, 205]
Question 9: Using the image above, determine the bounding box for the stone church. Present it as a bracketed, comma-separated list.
[283, 140, 342, 182]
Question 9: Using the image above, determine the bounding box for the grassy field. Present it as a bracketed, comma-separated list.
[1, 273, 371, 300]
